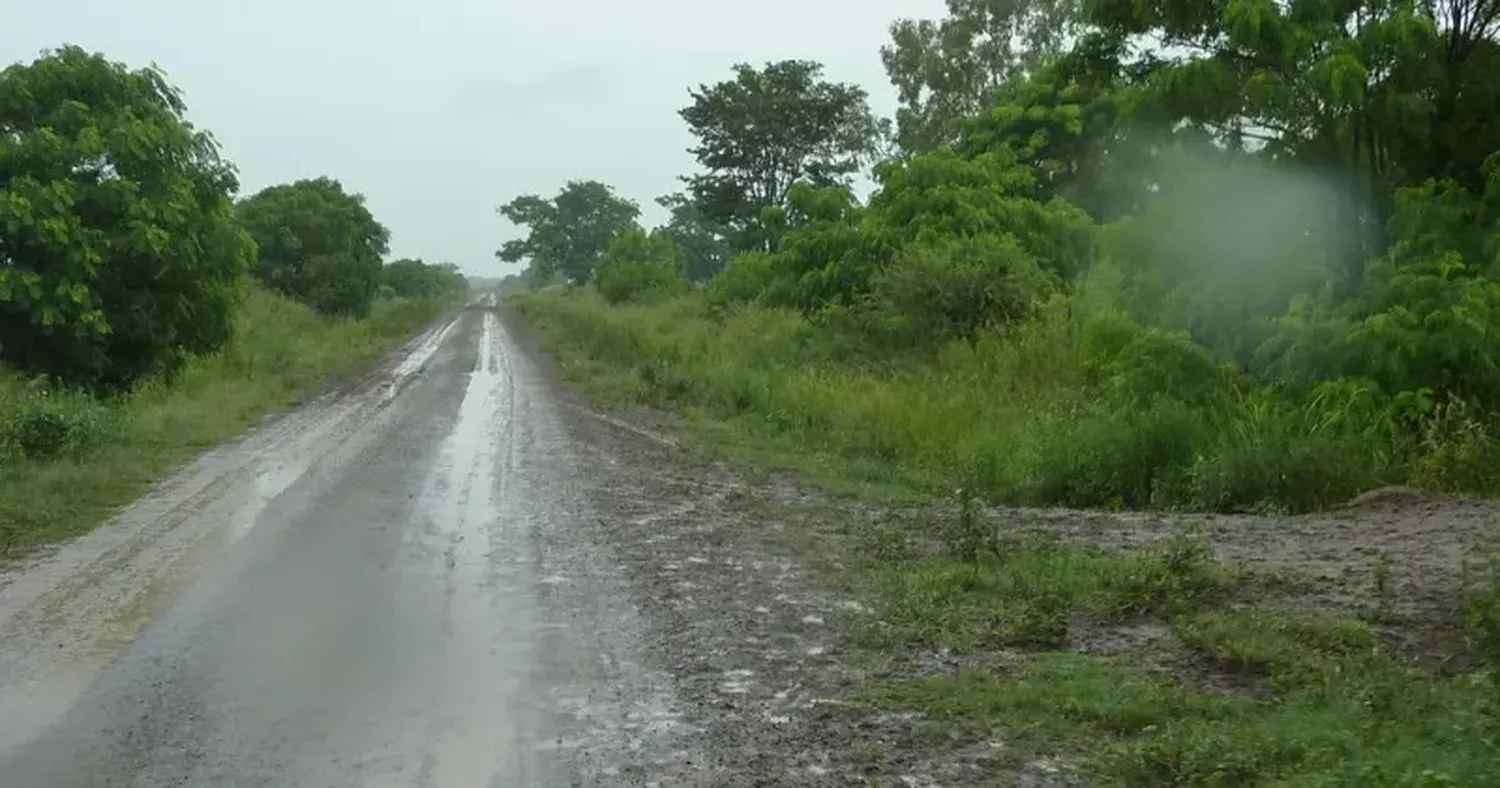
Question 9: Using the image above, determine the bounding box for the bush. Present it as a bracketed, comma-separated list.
[594, 227, 688, 305]
[0, 46, 255, 391]
[235, 177, 390, 319]
[854, 235, 1056, 348]
[383, 259, 469, 299]
[596, 260, 688, 305]
[0, 375, 122, 462]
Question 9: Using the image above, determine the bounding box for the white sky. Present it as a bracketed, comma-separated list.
[6, 0, 944, 276]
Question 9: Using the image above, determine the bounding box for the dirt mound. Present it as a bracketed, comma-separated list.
[1337, 485, 1449, 513]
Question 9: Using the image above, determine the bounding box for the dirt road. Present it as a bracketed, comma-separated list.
[0, 299, 867, 786]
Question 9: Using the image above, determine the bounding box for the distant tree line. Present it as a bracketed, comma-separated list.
[0, 46, 467, 392]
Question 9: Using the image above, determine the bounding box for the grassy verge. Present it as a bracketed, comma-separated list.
[0, 286, 458, 553]
[508, 288, 959, 502]
[509, 287, 1500, 516]
[509, 286, 1500, 785]
[847, 521, 1500, 785]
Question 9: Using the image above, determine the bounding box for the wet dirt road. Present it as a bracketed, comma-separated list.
[0, 302, 711, 787]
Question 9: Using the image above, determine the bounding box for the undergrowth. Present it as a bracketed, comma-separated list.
[510, 284, 1497, 514]
[0, 286, 456, 553]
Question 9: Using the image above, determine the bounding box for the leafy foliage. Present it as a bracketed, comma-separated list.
[512, 0, 1500, 523]
[594, 227, 688, 305]
[678, 60, 882, 253]
[0, 46, 255, 391]
[382, 258, 469, 300]
[654, 191, 731, 282]
[235, 177, 390, 319]
[883, 0, 1083, 152]
[496, 180, 640, 285]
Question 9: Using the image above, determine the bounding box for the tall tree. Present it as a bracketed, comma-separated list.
[679, 60, 880, 253]
[235, 177, 390, 319]
[654, 191, 731, 282]
[0, 45, 255, 390]
[882, 0, 1083, 154]
[382, 258, 469, 299]
[496, 180, 640, 285]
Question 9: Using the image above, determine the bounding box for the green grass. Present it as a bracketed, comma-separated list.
[0, 286, 458, 552]
[853, 527, 1232, 651]
[849, 530, 1500, 786]
[507, 286, 1472, 515]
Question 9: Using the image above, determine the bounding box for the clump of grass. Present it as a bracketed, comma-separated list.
[0, 375, 125, 463]
[0, 287, 457, 554]
[844, 512, 1500, 785]
[859, 654, 1248, 749]
[860, 603, 1500, 785]
[853, 525, 1230, 652]
[1462, 550, 1500, 669]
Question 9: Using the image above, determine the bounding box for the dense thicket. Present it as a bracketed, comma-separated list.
[507, 0, 1500, 512]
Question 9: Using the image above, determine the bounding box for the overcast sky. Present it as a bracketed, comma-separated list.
[6, 0, 943, 276]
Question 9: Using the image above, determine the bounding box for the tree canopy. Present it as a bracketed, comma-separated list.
[235, 177, 391, 319]
[0, 46, 255, 391]
[382, 258, 469, 300]
[678, 60, 883, 253]
[496, 180, 641, 285]
[883, 0, 1082, 152]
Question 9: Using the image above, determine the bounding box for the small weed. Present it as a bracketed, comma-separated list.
[850, 738, 888, 767]
[1371, 550, 1395, 621]
[940, 488, 996, 562]
[861, 521, 911, 564]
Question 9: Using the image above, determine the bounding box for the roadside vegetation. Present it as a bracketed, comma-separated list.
[0, 46, 468, 554]
[502, 0, 1500, 783]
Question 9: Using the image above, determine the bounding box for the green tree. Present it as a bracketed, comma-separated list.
[383, 258, 469, 299]
[235, 177, 390, 319]
[654, 191, 732, 282]
[0, 45, 254, 391]
[594, 227, 688, 304]
[679, 60, 881, 253]
[496, 180, 640, 285]
[882, 0, 1083, 153]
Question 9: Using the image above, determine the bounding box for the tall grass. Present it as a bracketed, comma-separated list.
[0, 286, 458, 553]
[512, 284, 1496, 513]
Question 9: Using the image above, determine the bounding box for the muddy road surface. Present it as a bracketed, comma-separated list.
[0, 300, 830, 787]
